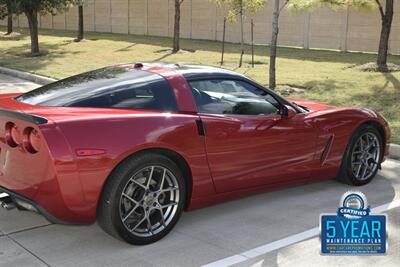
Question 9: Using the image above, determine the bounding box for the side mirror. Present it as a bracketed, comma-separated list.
[281, 105, 296, 119]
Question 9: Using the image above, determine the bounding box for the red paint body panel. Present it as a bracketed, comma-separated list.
[199, 113, 317, 193]
[0, 66, 391, 224]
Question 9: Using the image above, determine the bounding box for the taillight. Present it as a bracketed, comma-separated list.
[23, 127, 41, 154]
[5, 122, 20, 147]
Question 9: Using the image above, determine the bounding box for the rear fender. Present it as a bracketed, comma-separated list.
[54, 114, 215, 222]
[35, 122, 89, 223]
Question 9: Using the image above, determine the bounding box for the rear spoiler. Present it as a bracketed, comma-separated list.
[0, 108, 48, 125]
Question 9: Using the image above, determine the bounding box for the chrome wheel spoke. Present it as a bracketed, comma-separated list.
[160, 186, 179, 194]
[146, 166, 155, 189]
[365, 134, 370, 148]
[160, 202, 178, 209]
[131, 216, 146, 232]
[157, 206, 167, 227]
[159, 168, 166, 190]
[355, 163, 362, 177]
[122, 193, 139, 205]
[122, 205, 139, 222]
[359, 137, 364, 151]
[360, 163, 368, 180]
[131, 179, 146, 190]
[146, 213, 153, 234]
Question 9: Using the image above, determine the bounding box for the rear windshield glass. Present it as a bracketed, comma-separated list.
[15, 67, 178, 112]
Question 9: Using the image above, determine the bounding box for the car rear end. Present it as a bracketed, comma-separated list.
[0, 65, 190, 224]
[0, 104, 56, 213]
[0, 94, 92, 223]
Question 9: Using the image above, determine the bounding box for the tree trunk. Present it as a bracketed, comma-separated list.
[251, 19, 254, 68]
[377, 0, 393, 71]
[25, 10, 40, 55]
[238, 6, 244, 67]
[221, 17, 226, 65]
[6, 7, 13, 35]
[269, 0, 280, 90]
[76, 5, 84, 41]
[172, 0, 181, 53]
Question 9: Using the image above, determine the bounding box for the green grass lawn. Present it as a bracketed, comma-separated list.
[1, 26, 399, 144]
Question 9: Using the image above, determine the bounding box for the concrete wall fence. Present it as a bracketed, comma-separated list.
[1, 0, 400, 54]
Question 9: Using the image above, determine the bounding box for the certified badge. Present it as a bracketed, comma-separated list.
[338, 191, 370, 219]
[320, 191, 387, 254]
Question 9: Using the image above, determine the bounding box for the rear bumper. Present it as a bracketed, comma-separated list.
[0, 185, 70, 225]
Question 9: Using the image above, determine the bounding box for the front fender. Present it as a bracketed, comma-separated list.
[307, 107, 390, 178]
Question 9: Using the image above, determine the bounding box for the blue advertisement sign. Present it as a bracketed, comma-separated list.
[320, 191, 387, 254]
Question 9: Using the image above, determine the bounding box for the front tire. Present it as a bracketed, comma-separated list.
[98, 153, 186, 245]
[337, 124, 383, 186]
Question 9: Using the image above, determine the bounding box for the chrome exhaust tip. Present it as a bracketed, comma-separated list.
[0, 194, 16, 210]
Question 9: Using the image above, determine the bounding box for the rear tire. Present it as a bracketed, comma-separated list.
[97, 153, 186, 245]
[337, 124, 382, 186]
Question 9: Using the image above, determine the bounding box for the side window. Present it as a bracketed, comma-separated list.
[189, 79, 281, 115]
[69, 78, 178, 112]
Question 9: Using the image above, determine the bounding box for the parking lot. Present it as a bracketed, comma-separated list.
[0, 74, 399, 267]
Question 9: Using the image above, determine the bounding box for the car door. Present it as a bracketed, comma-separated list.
[188, 78, 317, 193]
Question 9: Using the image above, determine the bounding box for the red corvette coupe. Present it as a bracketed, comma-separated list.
[0, 62, 390, 244]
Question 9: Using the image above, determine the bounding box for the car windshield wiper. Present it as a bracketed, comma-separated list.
[291, 102, 309, 113]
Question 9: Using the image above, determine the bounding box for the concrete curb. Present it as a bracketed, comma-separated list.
[0, 66, 56, 85]
[389, 144, 400, 160]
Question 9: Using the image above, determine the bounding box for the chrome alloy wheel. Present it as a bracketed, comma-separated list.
[351, 132, 381, 181]
[119, 166, 180, 237]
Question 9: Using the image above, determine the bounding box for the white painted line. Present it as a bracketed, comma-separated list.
[241, 228, 319, 259]
[202, 199, 400, 267]
[203, 255, 248, 267]
[372, 199, 400, 213]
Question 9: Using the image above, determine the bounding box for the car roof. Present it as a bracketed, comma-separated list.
[115, 62, 300, 113]
[128, 62, 245, 80]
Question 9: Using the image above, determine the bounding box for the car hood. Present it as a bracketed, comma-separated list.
[287, 98, 334, 112]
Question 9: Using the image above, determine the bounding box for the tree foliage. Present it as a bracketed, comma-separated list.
[1, 0, 76, 20]
[294, 0, 392, 70]
[3, 0, 74, 54]
[0, 0, 19, 19]
[286, 0, 377, 12]
[71, 0, 84, 5]
[0, 0, 19, 34]
[212, 0, 267, 22]
[16, 0, 73, 14]
[268, 0, 386, 89]
[212, 0, 266, 67]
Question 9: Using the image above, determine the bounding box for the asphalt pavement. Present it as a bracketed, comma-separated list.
[0, 74, 399, 267]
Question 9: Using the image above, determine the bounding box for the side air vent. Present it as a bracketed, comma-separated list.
[321, 135, 334, 164]
[195, 119, 206, 136]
